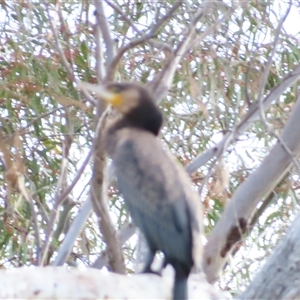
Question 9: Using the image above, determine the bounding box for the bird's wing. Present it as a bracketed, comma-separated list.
[113, 130, 193, 261]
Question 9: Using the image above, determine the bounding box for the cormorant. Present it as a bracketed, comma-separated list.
[78, 81, 202, 300]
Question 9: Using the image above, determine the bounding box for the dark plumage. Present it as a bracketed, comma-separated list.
[79, 81, 202, 300]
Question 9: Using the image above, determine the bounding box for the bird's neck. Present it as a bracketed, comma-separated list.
[103, 104, 163, 157]
[125, 104, 163, 136]
[109, 116, 161, 136]
[104, 115, 161, 157]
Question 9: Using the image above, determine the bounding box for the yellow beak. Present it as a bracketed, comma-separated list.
[77, 81, 122, 106]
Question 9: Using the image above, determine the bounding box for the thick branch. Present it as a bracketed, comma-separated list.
[203, 95, 300, 283]
[186, 63, 300, 174]
[0, 267, 228, 300]
[90, 109, 126, 274]
[238, 213, 300, 300]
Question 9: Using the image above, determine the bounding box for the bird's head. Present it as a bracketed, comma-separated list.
[78, 81, 163, 135]
[78, 81, 153, 115]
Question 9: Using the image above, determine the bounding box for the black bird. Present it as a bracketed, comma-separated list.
[79, 81, 202, 300]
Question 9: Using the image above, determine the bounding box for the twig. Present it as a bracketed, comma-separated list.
[91, 223, 136, 269]
[104, 0, 173, 54]
[28, 195, 41, 265]
[104, 0, 142, 35]
[152, 8, 206, 100]
[45, 1, 75, 81]
[53, 198, 93, 266]
[94, 0, 116, 67]
[244, 61, 253, 107]
[106, 1, 182, 81]
[56, 2, 75, 75]
[257, 3, 291, 120]
[44, 1, 96, 105]
[186, 8, 234, 55]
[54, 161, 115, 266]
[39, 149, 93, 265]
[186, 62, 300, 174]
[255, 3, 300, 174]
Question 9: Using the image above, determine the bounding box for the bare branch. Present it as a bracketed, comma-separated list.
[151, 8, 205, 100]
[94, 0, 116, 67]
[239, 213, 300, 299]
[56, 2, 75, 75]
[44, 1, 96, 105]
[257, 3, 292, 127]
[105, 1, 182, 81]
[54, 161, 117, 267]
[39, 108, 74, 265]
[186, 63, 300, 174]
[104, 0, 142, 35]
[104, 0, 173, 54]
[91, 223, 136, 269]
[244, 61, 253, 107]
[89, 107, 126, 274]
[44, 2, 75, 81]
[53, 199, 93, 266]
[29, 198, 41, 264]
[203, 94, 300, 283]
[255, 4, 300, 175]
[94, 21, 105, 82]
[39, 149, 93, 265]
[150, 2, 234, 101]
[0, 267, 228, 299]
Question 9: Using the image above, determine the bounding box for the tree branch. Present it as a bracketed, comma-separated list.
[39, 149, 93, 265]
[238, 212, 300, 299]
[0, 266, 228, 299]
[203, 94, 300, 283]
[89, 108, 126, 274]
[105, 1, 182, 81]
[104, 0, 142, 35]
[151, 3, 225, 100]
[186, 62, 300, 174]
[94, 0, 116, 67]
[45, 1, 96, 105]
[53, 198, 93, 266]
[91, 223, 136, 269]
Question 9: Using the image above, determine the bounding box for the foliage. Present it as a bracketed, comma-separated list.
[0, 0, 299, 296]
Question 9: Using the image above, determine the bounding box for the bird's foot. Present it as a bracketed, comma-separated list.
[140, 266, 162, 276]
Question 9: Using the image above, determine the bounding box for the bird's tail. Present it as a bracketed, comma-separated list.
[173, 269, 189, 300]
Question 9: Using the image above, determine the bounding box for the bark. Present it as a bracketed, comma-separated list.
[90, 110, 126, 274]
[0, 267, 229, 300]
[238, 213, 300, 300]
[203, 96, 300, 283]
